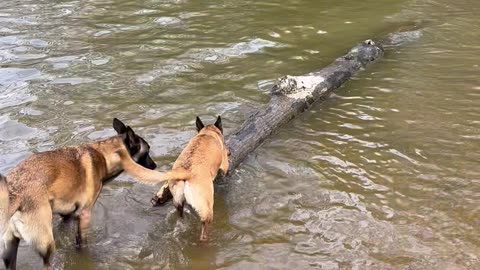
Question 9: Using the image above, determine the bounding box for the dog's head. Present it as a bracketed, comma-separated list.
[195, 115, 229, 154]
[196, 115, 223, 134]
[113, 118, 157, 170]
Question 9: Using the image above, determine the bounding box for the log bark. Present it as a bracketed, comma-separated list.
[151, 29, 422, 205]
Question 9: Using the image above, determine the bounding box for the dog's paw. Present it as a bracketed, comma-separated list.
[151, 185, 173, 207]
[150, 193, 172, 206]
[150, 195, 162, 206]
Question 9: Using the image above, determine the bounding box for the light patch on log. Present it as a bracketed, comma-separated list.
[271, 75, 325, 98]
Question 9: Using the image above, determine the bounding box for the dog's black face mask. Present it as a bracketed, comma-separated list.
[112, 118, 157, 170]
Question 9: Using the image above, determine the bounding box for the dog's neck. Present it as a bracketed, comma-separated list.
[198, 128, 225, 150]
[88, 136, 127, 181]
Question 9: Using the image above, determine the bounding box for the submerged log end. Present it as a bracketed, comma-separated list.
[342, 39, 384, 66]
[382, 30, 423, 47]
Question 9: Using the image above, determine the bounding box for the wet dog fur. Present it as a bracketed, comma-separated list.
[151, 116, 229, 241]
[0, 118, 171, 270]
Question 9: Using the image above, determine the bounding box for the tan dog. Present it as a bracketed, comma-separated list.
[0, 118, 172, 270]
[151, 116, 229, 241]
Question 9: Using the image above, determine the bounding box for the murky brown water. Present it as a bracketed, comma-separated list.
[1, 0, 479, 269]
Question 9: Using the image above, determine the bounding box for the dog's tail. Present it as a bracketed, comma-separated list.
[119, 150, 191, 184]
[159, 168, 191, 181]
[0, 174, 11, 233]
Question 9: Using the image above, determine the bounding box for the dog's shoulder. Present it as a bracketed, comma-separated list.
[182, 134, 217, 156]
[177, 133, 224, 172]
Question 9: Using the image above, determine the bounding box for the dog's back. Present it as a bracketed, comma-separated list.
[174, 133, 224, 178]
[5, 146, 108, 215]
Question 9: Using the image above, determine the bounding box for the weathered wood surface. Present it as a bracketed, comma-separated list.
[152, 29, 422, 205]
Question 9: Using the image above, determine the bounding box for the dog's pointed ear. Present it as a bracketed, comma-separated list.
[214, 115, 223, 133]
[196, 116, 204, 132]
[126, 126, 138, 146]
[113, 118, 127, 134]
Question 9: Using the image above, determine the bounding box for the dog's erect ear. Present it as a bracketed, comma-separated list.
[196, 116, 204, 132]
[125, 126, 138, 146]
[113, 118, 127, 134]
[214, 115, 223, 133]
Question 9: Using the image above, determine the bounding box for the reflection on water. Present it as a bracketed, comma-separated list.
[137, 38, 280, 83]
[1, 0, 479, 269]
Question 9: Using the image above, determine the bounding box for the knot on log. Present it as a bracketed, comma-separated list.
[343, 39, 384, 66]
[271, 75, 298, 95]
[271, 75, 325, 97]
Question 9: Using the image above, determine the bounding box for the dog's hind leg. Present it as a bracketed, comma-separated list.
[15, 204, 55, 270]
[176, 201, 185, 218]
[75, 187, 101, 248]
[170, 181, 186, 217]
[199, 201, 213, 241]
[34, 208, 55, 270]
[75, 208, 92, 248]
[34, 209, 55, 270]
[2, 226, 20, 270]
[184, 182, 214, 241]
[200, 217, 212, 242]
[38, 241, 55, 270]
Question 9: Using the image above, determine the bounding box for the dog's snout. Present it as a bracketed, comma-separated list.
[146, 156, 157, 169]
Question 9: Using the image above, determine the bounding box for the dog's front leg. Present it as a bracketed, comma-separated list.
[75, 208, 92, 248]
[219, 148, 230, 177]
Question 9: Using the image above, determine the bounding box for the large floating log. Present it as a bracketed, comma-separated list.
[152, 29, 422, 205]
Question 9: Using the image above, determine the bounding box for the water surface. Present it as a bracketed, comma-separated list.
[0, 0, 479, 269]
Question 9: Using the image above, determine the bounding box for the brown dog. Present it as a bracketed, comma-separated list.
[0, 118, 171, 270]
[151, 116, 229, 241]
